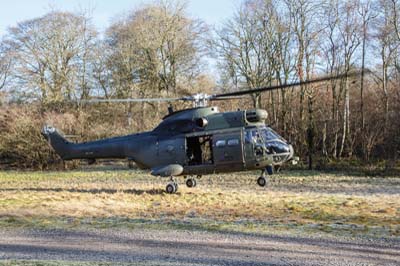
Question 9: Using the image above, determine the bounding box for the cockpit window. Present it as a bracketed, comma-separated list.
[261, 127, 285, 142]
[245, 127, 285, 143]
[245, 129, 263, 144]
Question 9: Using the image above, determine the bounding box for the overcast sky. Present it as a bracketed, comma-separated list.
[0, 0, 239, 36]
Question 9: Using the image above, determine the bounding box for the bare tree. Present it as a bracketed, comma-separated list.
[92, 41, 113, 99]
[104, 1, 207, 127]
[285, 0, 319, 121]
[321, 0, 342, 158]
[214, 0, 278, 108]
[374, 0, 400, 133]
[356, 0, 377, 160]
[107, 1, 206, 99]
[390, 0, 400, 41]
[337, 1, 361, 158]
[0, 42, 11, 91]
[4, 11, 98, 103]
[286, 0, 322, 168]
[273, 9, 296, 131]
[389, 0, 400, 75]
[358, 0, 375, 131]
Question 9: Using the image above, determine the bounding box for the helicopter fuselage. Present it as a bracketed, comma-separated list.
[42, 106, 294, 177]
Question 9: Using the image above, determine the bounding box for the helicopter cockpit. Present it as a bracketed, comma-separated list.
[245, 126, 293, 164]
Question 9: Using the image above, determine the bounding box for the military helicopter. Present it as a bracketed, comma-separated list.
[42, 72, 359, 193]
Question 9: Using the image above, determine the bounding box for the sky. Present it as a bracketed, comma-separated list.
[0, 0, 239, 36]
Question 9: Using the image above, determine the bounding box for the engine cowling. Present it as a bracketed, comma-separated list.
[195, 117, 208, 127]
[245, 109, 268, 123]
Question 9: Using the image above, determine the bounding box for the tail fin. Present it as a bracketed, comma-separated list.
[41, 125, 72, 159]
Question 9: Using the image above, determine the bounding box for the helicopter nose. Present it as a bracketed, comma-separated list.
[288, 144, 294, 159]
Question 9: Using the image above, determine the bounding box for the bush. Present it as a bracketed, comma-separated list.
[0, 105, 61, 169]
[0, 103, 159, 169]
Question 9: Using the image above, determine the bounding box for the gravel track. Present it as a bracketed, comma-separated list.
[0, 228, 399, 266]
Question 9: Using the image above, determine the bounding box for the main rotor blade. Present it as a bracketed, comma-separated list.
[209, 95, 247, 101]
[213, 70, 364, 98]
[82, 97, 183, 103]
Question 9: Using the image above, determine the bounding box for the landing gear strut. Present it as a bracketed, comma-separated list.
[166, 177, 179, 194]
[257, 165, 273, 187]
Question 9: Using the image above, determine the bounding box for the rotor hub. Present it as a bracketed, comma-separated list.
[182, 93, 212, 107]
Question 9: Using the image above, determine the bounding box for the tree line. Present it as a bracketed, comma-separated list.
[0, 0, 399, 169]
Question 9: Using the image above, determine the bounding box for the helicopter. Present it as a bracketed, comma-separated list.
[42, 71, 360, 193]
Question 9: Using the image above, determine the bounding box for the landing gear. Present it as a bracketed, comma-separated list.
[257, 176, 267, 187]
[166, 177, 179, 194]
[257, 166, 273, 187]
[186, 178, 197, 188]
[266, 165, 274, 175]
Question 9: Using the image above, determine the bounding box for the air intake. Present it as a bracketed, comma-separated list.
[245, 109, 268, 123]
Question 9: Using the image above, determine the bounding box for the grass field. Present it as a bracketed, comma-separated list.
[0, 168, 399, 237]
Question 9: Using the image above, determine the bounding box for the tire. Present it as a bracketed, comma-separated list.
[192, 179, 197, 187]
[257, 176, 267, 187]
[166, 183, 176, 194]
[186, 178, 194, 188]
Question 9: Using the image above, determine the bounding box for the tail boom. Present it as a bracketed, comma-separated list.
[42, 126, 127, 160]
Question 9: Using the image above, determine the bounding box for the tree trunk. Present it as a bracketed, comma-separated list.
[251, 93, 262, 109]
[339, 74, 349, 158]
[322, 120, 328, 157]
[307, 94, 315, 170]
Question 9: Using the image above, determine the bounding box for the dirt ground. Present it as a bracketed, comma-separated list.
[1, 227, 399, 266]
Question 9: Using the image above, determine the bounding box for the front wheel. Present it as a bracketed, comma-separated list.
[257, 176, 267, 187]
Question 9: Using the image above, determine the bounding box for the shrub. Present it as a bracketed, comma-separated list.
[0, 105, 60, 169]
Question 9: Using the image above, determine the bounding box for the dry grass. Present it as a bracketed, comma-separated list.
[0, 169, 399, 236]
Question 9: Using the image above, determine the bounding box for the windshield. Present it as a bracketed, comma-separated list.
[245, 126, 285, 144]
[245, 129, 263, 144]
[260, 127, 285, 142]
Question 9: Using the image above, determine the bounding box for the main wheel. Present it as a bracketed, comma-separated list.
[166, 182, 177, 194]
[257, 176, 267, 187]
[186, 178, 195, 188]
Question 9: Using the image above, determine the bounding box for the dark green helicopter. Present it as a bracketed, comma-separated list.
[42, 72, 359, 193]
